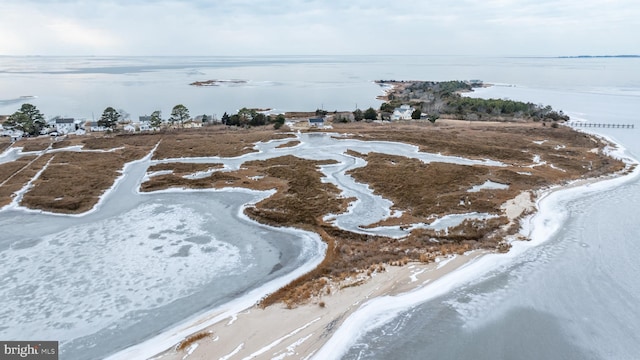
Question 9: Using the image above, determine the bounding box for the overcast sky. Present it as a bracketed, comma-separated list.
[1, 0, 638, 56]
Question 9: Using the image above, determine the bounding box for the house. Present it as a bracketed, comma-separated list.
[55, 118, 76, 134]
[138, 116, 153, 131]
[123, 124, 136, 132]
[332, 112, 354, 123]
[182, 120, 203, 129]
[194, 114, 217, 124]
[87, 121, 107, 132]
[391, 105, 414, 121]
[308, 117, 325, 127]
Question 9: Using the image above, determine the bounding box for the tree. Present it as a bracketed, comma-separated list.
[227, 114, 240, 126]
[411, 109, 422, 120]
[221, 112, 230, 125]
[150, 110, 162, 129]
[250, 113, 267, 126]
[353, 108, 364, 122]
[98, 107, 120, 130]
[237, 107, 257, 126]
[364, 107, 378, 120]
[273, 114, 285, 129]
[117, 108, 130, 123]
[170, 104, 190, 126]
[380, 102, 395, 113]
[6, 103, 45, 135]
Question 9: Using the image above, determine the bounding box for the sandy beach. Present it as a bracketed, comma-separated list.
[115, 188, 536, 360]
[149, 251, 485, 360]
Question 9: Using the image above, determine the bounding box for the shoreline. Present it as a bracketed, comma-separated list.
[315, 134, 639, 359]
[143, 250, 487, 360]
[121, 132, 638, 360]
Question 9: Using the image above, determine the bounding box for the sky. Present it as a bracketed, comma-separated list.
[0, 0, 638, 56]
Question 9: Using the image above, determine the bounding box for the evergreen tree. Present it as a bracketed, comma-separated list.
[221, 112, 230, 125]
[353, 108, 364, 122]
[150, 110, 162, 129]
[364, 107, 378, 120]
[169, 104, 190, 126]
[98, 107, 120, 130]
[6, 103, 45, 135]
[273, 114, 286, 129]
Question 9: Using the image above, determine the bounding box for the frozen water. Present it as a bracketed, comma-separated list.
[0, 128, 504, 359]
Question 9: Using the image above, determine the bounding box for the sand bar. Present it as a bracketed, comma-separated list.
[149, 251, 484, 360]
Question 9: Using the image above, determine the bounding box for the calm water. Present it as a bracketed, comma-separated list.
[1, 55, 639, 360]
[2, 55, 639, 119]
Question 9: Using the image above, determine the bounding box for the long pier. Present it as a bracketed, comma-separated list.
[570, 122, 634, 129]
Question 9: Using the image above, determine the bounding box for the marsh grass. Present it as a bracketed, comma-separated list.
[175, 331, 211, 351]
[147, 163, 224, 174]
[152, 127, 294, 159]
[0, 123, 625, 307]
[0, 155, 51, 207]
[13, 137, 52, 152]
[276, 140, 301, 148]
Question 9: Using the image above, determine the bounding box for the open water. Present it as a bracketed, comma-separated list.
[1, 55, 639, 359]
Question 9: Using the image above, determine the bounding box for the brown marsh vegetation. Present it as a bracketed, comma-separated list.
[0, 121, 626, 307]
[152, 127, 294, 159]
[175, 331, 212, 351]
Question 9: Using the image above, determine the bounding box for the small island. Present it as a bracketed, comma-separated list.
[189, 79, 248, 86]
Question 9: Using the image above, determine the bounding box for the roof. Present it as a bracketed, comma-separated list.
[308, 117, 324, 123]
[56, 118, 75, 124]
[139, 116, 151, 122]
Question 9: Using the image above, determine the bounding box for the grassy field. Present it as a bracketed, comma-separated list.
[0, 121, 626, 306]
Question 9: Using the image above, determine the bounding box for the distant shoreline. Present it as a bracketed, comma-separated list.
[557, 55, 640, 59]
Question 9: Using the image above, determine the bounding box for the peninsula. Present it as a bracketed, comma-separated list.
[0, 81, 630, 360]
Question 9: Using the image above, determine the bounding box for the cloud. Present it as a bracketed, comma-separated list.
[0, 0, 638, 56]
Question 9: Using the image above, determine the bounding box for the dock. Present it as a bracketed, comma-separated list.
[570, 122, 634, 129]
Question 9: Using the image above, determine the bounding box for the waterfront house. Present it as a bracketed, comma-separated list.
[194, 114, 217, 124]
[87, 121, 107, 132]
[182, 120, 203, 129]
[138, 115, 152, 131]
[308, 117, 325, 127]
[391, 105, 414, 121]
[55, 118, 76, 134]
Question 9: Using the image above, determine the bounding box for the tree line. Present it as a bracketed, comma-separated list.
[378, 80, 570, 123]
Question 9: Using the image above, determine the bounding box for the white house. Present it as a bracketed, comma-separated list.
[391, 105, 414, 121]
[182, 120, 203, 129]
[55, 118, 76, 134]
[123, 124, 136, 132]
[138, 115, 153, 131]
[87, 121, 107, 132]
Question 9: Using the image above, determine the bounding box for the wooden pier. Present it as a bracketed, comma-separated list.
[570, 122, 634, 129]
